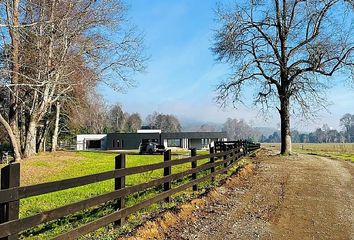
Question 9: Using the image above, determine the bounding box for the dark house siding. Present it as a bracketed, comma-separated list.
[161, 132, 226, 139]
[106, 133, 160, 150]
[106, 132, 227, 150]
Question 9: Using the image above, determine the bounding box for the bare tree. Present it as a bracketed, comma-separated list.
[223, 118, 260, 141]
[340, 113, 354, 142]
[146, 111, 158, 128]
[108, 103, 129, 132]
[125, 113, 142, 132]
[51, 101, 60, 152]
[0, 0, 146, 158]
[78, 91, 110, 134]
[213, 0, 354, 154]
[146, 112, 182, 132]
[0, 0, 22, 160]
[199, 123, 219, 132]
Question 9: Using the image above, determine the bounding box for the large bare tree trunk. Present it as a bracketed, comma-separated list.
[37, 118, 49, 152]
[280, 97, 292, 155]
[7, 0, 21, 156]
[51, 102, 61, 152]
[19, 105, 27, 152]
[24, 120, 37, 158]
[0, 114, 21, 161]
[43, 136, 46, 152]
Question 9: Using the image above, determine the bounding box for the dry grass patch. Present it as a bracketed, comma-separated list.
[26, 151, 83, 161]
[159, 212, 178, 231]
[20, 151, 83, 185]
[224, 163, 255, 188]
[133, 221, 161, 240]
[120, 163, 256, 240]
[124, 201, 205, 240]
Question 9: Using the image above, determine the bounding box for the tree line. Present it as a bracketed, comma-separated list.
[202, 114, 354, 144]
[0, 0, 147, 160]
[74, 111, 354, 145]
[72, 100, 182, 135]
[0, 95, 183, 153]
[244, 113, 354, 144]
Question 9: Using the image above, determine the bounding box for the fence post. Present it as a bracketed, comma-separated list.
[243, 141, 247, 156]
[209, 146, 215, 182]
[230, 145, 235, 164]
[233, 148, 237, 162]
[191, 148, 197, 191]
[223, 145, 228, 173]
[114, 154, 126, 227]
[245, 141, 249, 155]
[163, 150, 171, 203]
[239, 142, 243, 157]
[0, 162, 20, 240]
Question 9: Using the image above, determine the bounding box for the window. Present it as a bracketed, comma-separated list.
[167, 139, 181, 147]
[87, 140, 101, 149]
[202, 139, 211, 148]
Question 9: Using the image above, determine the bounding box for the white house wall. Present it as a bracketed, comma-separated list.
[76, 134, 107, 150]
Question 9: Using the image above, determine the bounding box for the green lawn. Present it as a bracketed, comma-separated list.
[20, 152, 160, 217]
[292, 143, 354, 163]
[5, 149, 219, 239]
[263, 143, 354, 163]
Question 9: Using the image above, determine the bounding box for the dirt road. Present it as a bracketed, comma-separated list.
[124, 149, 354, 240]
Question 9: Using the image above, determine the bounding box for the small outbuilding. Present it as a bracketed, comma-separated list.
[76, 134, 107, 151]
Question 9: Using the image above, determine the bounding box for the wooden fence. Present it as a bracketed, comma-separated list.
[0, 141, 260, 240]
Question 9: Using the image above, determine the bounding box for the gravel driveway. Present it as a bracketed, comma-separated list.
[122, 149, 354, 240]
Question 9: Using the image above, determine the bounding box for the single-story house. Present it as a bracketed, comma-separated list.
[77, 131, 227, 150]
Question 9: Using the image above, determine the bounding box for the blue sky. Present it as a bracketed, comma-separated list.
[98, 0, 354, 132]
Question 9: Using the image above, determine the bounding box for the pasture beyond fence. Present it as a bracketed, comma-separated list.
[0, 141, 260, 239]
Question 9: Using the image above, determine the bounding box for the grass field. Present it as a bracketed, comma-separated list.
[1, 149, 240, 239]
[263, 143, 354, 163]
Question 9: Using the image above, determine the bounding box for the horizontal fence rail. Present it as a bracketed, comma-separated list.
[0, 151, 229, 204]
[0, 141, 260, 239]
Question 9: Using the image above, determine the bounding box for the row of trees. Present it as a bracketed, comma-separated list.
[145, 112, 182, 132]
[262, 126, 347, 143]
[222, 113, 354, 144]
[21, 93, 183, 149]
[0, 0, 146, 160]
[74, 99, 143, 135]
[261, 113, 354, 143]
[72, 100, 182, 135]
[1, 92, 184, 153]
[222, 118, 260, 141]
